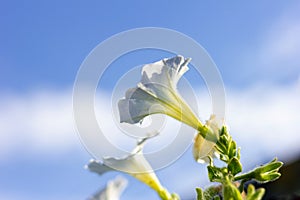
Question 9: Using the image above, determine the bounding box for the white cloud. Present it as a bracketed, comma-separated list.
[226, 81, 300, 164]
[0, 90, 79, 159]
[0, 81, 299, 164]
[0, 82, 299, 200]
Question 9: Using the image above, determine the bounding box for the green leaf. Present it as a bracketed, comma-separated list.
[258, 159, 283, 173]
[247, 184, 255, 196]
[252, 158, 283, 183]
[204, 186, 222, 198]
[237, 148, 241, 160]
[196, 188, 205, 200]
[207, 166, 225, 182]
[260, 172, 281, 182]
[234, 158, 283, 184]
[228, 157, 242, 176]
[228, 141, 237, 159]
[215, 126, 240, 164]
[246, 184, 265, 200]
[222, 181, 243, 200]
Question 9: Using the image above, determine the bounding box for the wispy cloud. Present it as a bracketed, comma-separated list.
[0, 90, 78, 160]
[226, 81, 300, 164]
[0, 80, 299, 164]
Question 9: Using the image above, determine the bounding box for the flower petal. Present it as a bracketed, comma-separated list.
[86, 159, 113, 175]
[86, 136, 169, 196]
[140, 55, 190, 97]
[87, 154, 168, 197]
[88, 176, 128, 200]
[86, 136, 153, 174]
[118, 87, 164, 124]
[193, 133, 216, 163]
[193, 115, 221, 163]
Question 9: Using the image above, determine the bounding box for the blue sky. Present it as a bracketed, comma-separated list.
[1, 1, 300, 199]
[2, 0, 299, 90]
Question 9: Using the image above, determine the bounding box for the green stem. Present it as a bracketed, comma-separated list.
[238, 179, 247, 193]
[233, 171, 254, 181]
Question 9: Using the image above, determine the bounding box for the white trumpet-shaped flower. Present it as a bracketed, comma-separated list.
[118, 55, 205, 133]
[86, 138, 174, 200]
[118, 56, 219, 149]
[118, 56, 223, 163]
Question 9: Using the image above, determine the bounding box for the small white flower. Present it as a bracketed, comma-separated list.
[88, 176, 128, 200]
[118, 55, 203, 132]
[86, 137, 173, 200]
